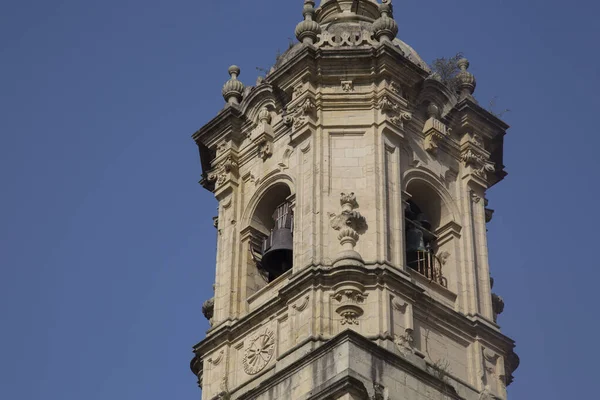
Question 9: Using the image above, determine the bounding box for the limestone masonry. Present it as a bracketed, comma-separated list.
[189, 1, 519, 399]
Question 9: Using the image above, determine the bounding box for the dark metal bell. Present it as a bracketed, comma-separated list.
[405, 223, 426, 252]
[261, 202, 294, 281]
[415, 213, 431, 231]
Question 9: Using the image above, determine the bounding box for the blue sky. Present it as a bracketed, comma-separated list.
[1, 1, 598, 399]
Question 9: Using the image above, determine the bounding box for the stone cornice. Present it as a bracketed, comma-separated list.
[191, 264, 516, 359]
[192, 105, 243, 146]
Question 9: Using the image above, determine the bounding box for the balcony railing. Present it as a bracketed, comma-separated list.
[407, 250, 448, 288]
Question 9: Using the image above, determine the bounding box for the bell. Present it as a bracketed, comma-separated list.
[261, 202, 294, 281]
[405, 224, 426, 252]
[416, 213, 431, 231]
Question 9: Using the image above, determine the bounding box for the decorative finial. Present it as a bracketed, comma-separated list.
[456, 58, 477, 99]
[295, 0, 321, 45]
[427, 103, 440, 119]
[329, 192, 368, 268]
[222, 65, 245, 105]
[257, 107, 271, 125]
[373, 0, 399, 42]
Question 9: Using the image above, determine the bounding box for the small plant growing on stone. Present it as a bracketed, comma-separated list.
[430, 52, 464, 93]
[487, 96, 510, 118]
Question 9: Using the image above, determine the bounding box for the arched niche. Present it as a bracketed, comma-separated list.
[250, 183, 292, 236]
[403, 169, 460, 291]
[403, 169, 458, 228]
[240, 175, 295, 301]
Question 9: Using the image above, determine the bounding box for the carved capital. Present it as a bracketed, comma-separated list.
[378, 96, 412, 129]
[461, 148, 495, 179]
[285, 98, 316, 129]
[208, 155, 239, 187]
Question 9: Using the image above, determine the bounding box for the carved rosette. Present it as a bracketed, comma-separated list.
[242, 328, 276, 375]
[329, 193, 367, 266]
[377, 96, 412, 129]
[333, 286, 367, 326]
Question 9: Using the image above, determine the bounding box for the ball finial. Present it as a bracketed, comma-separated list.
[222, 65, 245, 105]
[456, 58, 476, 99]
[295, 0, 321, 45]
[373, 0, 399, 42]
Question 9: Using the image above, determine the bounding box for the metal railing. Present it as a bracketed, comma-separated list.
[407, 250, 448, 288]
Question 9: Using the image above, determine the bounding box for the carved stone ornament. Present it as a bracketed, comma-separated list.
[389, 81, 402, 95]
[423, 104, 450, 154]
[490, 278, 505, 323]
[479, 386, 498, 400]
[341, 80, 354, 92]
[251, 107, 274, 161]
[208, 155, 239, 186]
[202, 297, 214, 326]
[329, 193, 368, 258]
[394, 328, 415, 355]
[257, 140, 273, 161]
[317, 29, 377, 48]
[292, 295, 310, 313]
[333, 287, 367, 326]
[377, 96, 412, 129]
[216, 376, 231, 400]
[461, 149, 495, 179]
[242, 328, 276, 375]
[284, 98, 316, 129]
[372, 383, 386, 400]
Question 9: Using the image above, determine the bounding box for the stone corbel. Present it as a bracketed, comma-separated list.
[190, 354, 203, 389]
[332, 283, 368, 326]
[251, 107, 274, 161]
[423, 104, 450, 154]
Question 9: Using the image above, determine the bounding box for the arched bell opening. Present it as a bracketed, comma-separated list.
[251, 183, 294, 283]
[404, 181, 448, 287]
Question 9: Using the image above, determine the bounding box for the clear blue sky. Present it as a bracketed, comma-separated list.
[1, 1, 598, 399]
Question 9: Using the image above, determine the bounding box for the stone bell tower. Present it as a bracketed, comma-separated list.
[190, 1, 519, 399]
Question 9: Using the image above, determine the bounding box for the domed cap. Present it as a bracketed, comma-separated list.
[295, 0, 321, 44]
[373, 0, 399, 42]
[456, 58, 476, 99]
[317, 0, 381, 24]
[222, 65, 245, 105]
